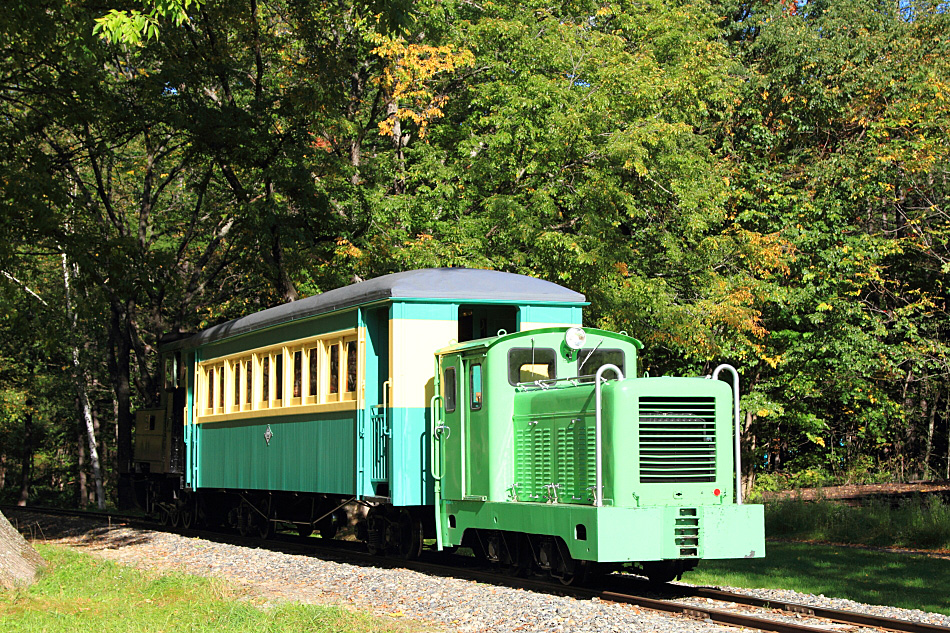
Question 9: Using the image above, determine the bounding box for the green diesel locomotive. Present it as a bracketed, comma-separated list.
[132, 268, 763, 584]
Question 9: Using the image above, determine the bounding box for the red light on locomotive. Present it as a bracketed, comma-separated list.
[714, 488, 721, 496]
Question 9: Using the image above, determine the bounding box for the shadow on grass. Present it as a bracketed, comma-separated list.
[687, 542, 950, 616]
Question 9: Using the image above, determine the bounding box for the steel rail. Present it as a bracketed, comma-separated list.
[678, 585, 950, 633]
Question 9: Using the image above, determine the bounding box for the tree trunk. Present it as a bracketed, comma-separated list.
[0, 511, 46, 589]
[76, 410, 87, 508]
[63, 254, 106, 509]
[945, 397, 950, 481]
[17, 402, 33, 507]
[109, 298, 135, 509]
[923, 390, 937, 480]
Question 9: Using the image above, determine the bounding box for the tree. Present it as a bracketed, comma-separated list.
[718, 0, 950, 481]
[0, 511, 45, 589]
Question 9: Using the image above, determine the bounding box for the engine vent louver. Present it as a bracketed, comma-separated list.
[638, 397, 717, 483]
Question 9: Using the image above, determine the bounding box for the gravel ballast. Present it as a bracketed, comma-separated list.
[7, 509, 950, 633]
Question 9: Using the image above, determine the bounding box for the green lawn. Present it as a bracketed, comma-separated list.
[687, 541, 950, 616]
[1, 545, 422, 633]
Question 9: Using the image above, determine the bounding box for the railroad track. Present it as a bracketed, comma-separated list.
[6, 505, 948, 633]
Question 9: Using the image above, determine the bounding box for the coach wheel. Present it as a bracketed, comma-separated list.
[296, 523, 314, 537]
[252, 511, 272, 539]
[394, 508, 423, 560]
[180, 498, 195, 530]
[318, 513, 338, 540]
[235, 502, 252, 537]
[365, 506, 385, 555]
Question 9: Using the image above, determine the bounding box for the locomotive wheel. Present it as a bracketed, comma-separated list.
[169, 508, 181, 528]
[641, 561, 679, 584]
[559, 560, 597, 586]
[296, 523, 314, 537]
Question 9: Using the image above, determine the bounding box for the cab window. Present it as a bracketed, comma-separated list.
[577, 348, 625, 382]
[443, 367, 457, 413]
[508, 347, 557, 385]
[470, 364, 483, 410]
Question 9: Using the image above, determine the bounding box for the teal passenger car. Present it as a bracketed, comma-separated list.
[133, 268, 763, 583]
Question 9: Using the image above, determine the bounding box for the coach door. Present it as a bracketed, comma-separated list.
[364, 307, 391, 498]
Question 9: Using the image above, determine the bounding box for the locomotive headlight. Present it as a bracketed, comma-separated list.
[565, 327, 587, 350]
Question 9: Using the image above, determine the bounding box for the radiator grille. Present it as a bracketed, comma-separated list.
[639, 397, 717, 483]
[514, 420, 596, 503]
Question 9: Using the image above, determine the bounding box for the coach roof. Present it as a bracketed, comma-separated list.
[169, 268, 586, 349]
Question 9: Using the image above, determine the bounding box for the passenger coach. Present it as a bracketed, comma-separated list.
[133, 268, 586, 538]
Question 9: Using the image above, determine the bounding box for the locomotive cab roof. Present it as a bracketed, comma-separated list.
[435, 326, 644, 356]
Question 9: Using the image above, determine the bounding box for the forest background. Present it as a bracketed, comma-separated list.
[0, 0, 947, 509]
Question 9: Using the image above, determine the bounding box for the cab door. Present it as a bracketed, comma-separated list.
[438, 357, 463, 500]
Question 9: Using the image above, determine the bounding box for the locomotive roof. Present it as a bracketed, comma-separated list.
[435, 326, 644, 355]
[170, 268, 586, 349]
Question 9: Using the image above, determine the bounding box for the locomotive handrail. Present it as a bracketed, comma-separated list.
[711, 364, 742, 505]
[429, 394, 444, 482]
[594, 364, 624, 507]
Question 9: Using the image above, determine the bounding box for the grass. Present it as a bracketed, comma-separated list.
[764, 495, 950, 550]
[1, 545, 423, 633]
[686, 495, 950, 616]
[687, 541, 950, 616]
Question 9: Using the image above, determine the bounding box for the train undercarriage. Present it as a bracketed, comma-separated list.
[133, 475, 694, 585]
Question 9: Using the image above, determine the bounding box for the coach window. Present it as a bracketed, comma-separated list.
[306, 346, 320, 404]
[327, 342, 340, 399]
[508, 347, 557, 385]
[345, 340, 358, 394]
[244, 360, 253, 410]
[291, 349, 303, 404]
[205, 367, 215, 413]
[576, 348, 625, 383]
[470, 364, 483, 410]
[218, 364, 225, 412]
[443, 367, 457, 412]
[232, 360, 241, 411]
[260, 356, 271, 408]
[274, 353, 284, 405]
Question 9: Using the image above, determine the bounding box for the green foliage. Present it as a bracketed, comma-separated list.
[94, 1, 201, 45]
[0, 545, 415, 632]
